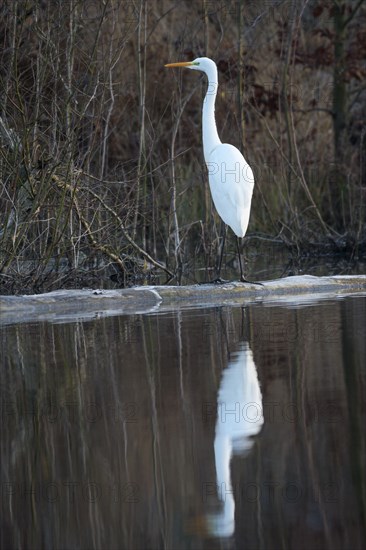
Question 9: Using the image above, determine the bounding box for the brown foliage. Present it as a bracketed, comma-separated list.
[0, 0, 365, 293]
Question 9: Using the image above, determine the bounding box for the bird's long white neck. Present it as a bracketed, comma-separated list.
[202, 65, 221, 160]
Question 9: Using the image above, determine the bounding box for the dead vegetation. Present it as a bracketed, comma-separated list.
[0, 0, 365, 294]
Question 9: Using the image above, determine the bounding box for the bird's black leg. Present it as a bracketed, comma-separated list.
[217, 225, 227, 279]
[210, 224, 229, 284]
[237, 237, 264, 286]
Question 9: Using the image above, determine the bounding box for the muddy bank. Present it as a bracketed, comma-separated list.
[1, 275, 366, 325]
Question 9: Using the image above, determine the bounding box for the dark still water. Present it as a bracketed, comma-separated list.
[1, 295, 366, 550]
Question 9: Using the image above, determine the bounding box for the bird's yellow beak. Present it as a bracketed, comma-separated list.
[165, 61, 194, 68]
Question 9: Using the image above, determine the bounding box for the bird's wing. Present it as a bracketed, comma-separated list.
[206, 143, 254, 237]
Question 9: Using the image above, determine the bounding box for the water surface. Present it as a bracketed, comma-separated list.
[1, 295, 366, 549]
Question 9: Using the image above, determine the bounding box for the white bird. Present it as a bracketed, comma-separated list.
[165, 57, 260, 284]
[209, 342, 263, 537]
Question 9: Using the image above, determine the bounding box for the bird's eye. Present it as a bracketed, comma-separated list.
[193, 61, 200, 66]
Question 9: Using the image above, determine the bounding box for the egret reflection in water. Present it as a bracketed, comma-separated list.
[208, 341, 263, 537]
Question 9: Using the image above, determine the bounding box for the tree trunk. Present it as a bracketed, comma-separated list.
[333, 2, 347, 162]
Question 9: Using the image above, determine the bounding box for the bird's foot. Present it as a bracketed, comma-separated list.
[208, 277, 230, 285]
[240, 276, 264, 286]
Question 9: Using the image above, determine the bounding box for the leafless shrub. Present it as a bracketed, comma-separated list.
[0, 0, 365, 293]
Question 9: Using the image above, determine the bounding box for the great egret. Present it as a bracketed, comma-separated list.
[165, 57, 260, 284]
[209, 342, 263, 537]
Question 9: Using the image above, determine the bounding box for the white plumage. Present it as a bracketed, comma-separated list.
[165, 57, 256, 282]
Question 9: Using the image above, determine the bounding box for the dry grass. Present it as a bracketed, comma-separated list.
[0, 0, 365, 293]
